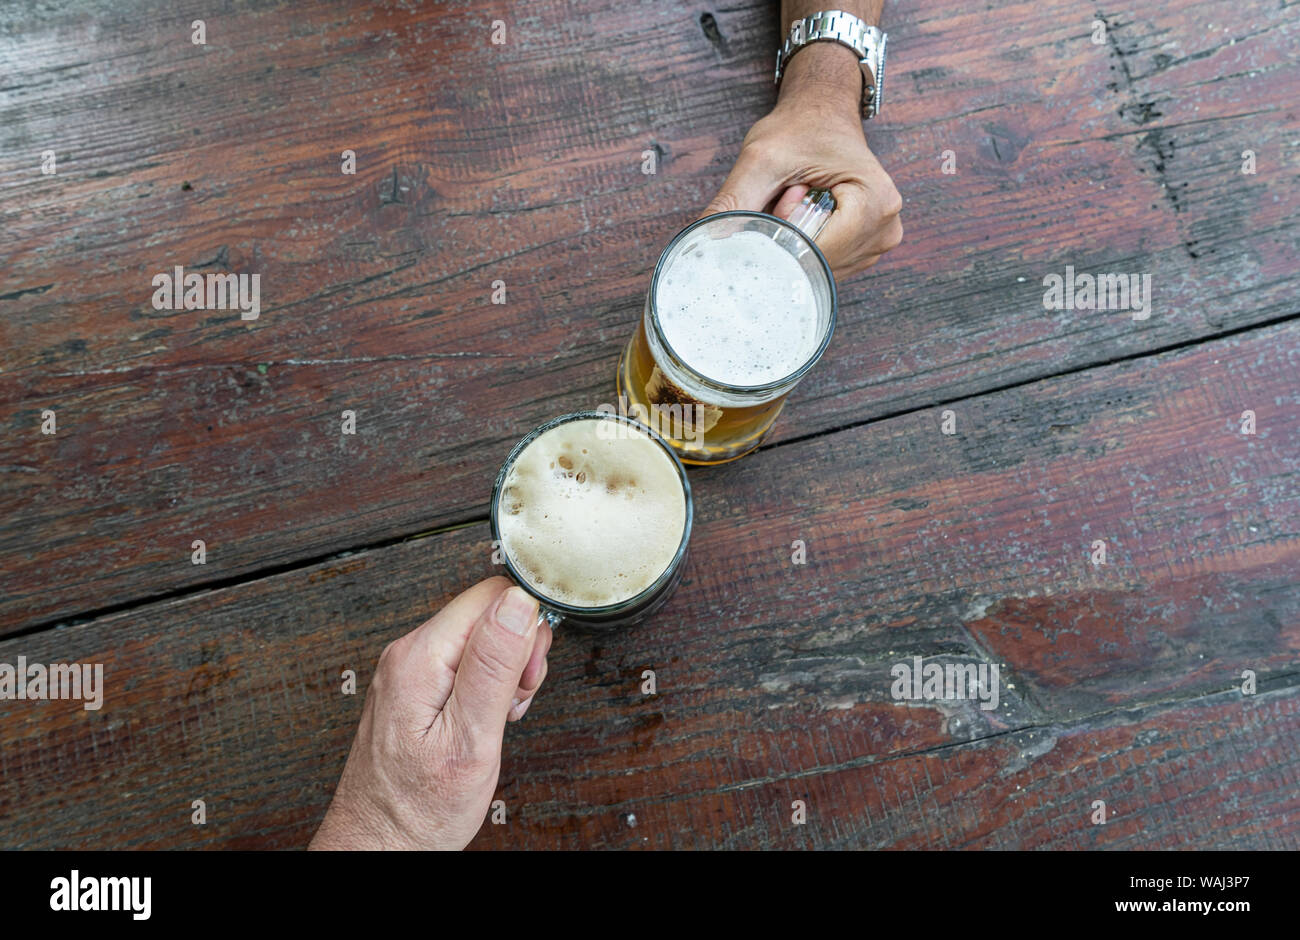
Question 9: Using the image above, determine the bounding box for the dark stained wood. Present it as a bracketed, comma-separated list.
[1, 322, 1294, 848]
[2, 0, 1297, 630]
[471, 686, 1300, 850]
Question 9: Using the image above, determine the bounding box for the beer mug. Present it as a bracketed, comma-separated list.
[490, 411, 693, 629]
[617, 191, 837, 465]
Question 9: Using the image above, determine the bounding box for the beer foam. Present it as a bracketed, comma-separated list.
[497, 418, 687, 608]
[656, 228, 822, 386]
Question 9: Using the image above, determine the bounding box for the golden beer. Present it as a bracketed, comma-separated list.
[617, 209, 837, 465]
[617, 320, 793, 464]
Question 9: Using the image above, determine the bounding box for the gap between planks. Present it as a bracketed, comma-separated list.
[9, 309, 1299, 640]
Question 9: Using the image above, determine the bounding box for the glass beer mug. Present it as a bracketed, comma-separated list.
[616, 190, 837, 465]
[490, 411, 693, 629]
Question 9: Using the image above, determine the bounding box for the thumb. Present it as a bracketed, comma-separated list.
[443, 585, 540, 742]
[701, 146, 787, 217]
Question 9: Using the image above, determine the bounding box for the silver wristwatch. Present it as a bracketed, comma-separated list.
[774, 10, 888, 120]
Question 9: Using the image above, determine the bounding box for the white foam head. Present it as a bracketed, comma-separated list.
[656, 228, 823, 386]
[497, 418, 687, 608]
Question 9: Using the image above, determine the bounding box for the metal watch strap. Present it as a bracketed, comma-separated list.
[775, 10, 888, 120]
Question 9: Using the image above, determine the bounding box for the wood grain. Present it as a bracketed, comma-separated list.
[1, 322, 1294, 848]
[471, 685, 1300, 850]
[2, 0, 1296, 629]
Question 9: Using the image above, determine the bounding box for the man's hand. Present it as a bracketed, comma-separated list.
[704, 41, 902, 279]
[310, 577, 552, 850]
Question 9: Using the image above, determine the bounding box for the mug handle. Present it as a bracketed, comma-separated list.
[786, 188, 835, 240]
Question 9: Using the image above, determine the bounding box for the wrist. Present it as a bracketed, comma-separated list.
[310, 793, 410, 851]
[777, 41, 868, 117]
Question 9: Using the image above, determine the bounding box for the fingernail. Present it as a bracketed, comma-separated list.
[510, 695, 534, 721]
[496, 587, 538, 636]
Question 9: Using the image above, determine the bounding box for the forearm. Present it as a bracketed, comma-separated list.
[776, 2, 884, 113]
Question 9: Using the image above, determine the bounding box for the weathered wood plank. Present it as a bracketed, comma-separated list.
[1, 0, 1297, 629]
[1, 321, 1294, 848]
[469, 685, 1300, 850]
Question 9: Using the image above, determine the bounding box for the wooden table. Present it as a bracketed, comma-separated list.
[1, 0, 1296, 849]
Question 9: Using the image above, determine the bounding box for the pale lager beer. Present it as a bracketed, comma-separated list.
[618, 210, 837, 464]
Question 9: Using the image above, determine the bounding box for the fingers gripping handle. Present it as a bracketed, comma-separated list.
[787, 188, 835, 240]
